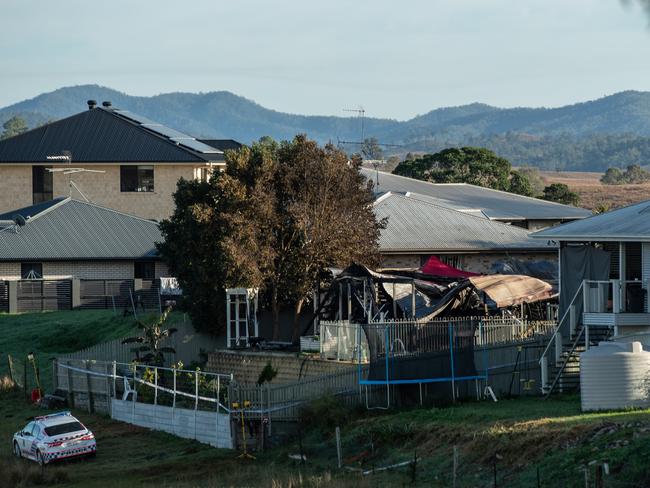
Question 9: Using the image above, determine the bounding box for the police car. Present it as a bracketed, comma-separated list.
[13, 412, 96, 465]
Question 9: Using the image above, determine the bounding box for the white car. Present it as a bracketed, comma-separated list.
[13, 411, 96, 465]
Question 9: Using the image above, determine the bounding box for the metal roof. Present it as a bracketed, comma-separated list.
[0, 197, 162, 261]
[375, 192, 555, 253]
[532, 199, 650, 242]
[0, 107, 226, 164]
[362, 168, 591, 221]
[198, 139, 243, 151]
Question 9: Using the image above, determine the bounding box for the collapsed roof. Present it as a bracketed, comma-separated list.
[323, 264, 555, 323]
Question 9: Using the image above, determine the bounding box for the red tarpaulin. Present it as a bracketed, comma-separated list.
[420, 256, 479, 278]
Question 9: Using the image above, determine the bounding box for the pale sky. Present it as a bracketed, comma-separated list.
[1, 0, 649, 119]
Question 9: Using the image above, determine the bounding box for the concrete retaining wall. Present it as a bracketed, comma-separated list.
[111, 399, 232, 449]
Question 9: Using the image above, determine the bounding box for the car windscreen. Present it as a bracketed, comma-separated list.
[43, 421, 85, 436]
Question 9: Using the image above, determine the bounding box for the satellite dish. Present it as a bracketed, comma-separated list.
[12, 214, 26, 227]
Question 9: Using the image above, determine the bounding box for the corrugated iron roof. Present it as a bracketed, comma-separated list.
[532, 199, 650, 241]
[0, 107, 225, 164]
[375, 192, 554, 252]
[362, 168, 591, 221]
[0, 198, 162, 261]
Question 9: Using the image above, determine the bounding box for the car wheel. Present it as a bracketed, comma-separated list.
[13, 442, 21, 458]
[36, 450, 45, 466]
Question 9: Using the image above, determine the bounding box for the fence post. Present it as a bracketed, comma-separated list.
[52, 359, 58, 391]
[112, 361, 117, 400]
[335, 426, 342, 468]
[8, 281, 17, 314]
[85, 360, 94, 413]
[71, 278, 81, 309]
[154, 367, 158, 406]
[66, 360, 75, 408]
[449, 323, 456, 403]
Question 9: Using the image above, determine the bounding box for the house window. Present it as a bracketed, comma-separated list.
[32, 166, 53, 204]
[120, 166, 154, 192]
[21, 263, 43, 279]
[194, 167, 210, 182]
[134, 261, 155, 280]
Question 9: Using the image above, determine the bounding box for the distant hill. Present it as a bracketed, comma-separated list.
[3, 85, 650, 171]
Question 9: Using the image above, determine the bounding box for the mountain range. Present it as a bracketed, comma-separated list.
[3, 85, 650, 171]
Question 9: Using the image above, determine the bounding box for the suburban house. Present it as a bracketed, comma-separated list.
[0, 100, 240, 221]
[374, 191, 556, 273]
[533, 200, 650, 337]
[361, 168, 591, 231]
[0, 197, 168, 312]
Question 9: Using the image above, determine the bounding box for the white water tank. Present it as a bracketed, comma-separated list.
[581, 341, 650, 411]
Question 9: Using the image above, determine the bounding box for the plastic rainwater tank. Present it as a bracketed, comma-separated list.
[581, 341, 650, 411]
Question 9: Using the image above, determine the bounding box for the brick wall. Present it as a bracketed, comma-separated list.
[42, 261, 134, 279]
[0, 262, 20, 280]
[51, 164, 204, 221]
[0, 166, 33, 214]
[380, 252, 557, 274]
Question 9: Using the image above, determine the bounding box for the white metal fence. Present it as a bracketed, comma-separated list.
[320, 317, 555, 361]
[54, 359, 234, 448]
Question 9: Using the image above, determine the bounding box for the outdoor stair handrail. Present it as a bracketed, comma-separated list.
[543, 326, 585, 399]
[538, 280, 584, 366]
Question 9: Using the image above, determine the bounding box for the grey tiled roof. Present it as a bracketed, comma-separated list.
[532, 199, 650, 241]
[375, 192, 555, 253]
[0, 107, 225, 164]
[0, 198, 162, 261]
[362, 168, 591, 221]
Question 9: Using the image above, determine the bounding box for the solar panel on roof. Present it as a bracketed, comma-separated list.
[178, 139, 223, 154]
[143, 125, 193, 140]
[112, 110, 159, 126]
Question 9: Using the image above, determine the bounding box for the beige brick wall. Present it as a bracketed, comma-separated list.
[380, 252, 557, 274]
[42, 261, 134, 280]
[0, 262, 21, 280]
[0, 166, 34, 214]
[381, 254, 421, 269]
[51, 164, 203, 221]
[462, 252, 556, 274]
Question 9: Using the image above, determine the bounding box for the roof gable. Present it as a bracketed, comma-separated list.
[0, 107, 224, 164]
[374, 192, 554, 252]
[0, 197, 162, 261]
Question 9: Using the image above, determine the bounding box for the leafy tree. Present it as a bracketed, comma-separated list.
[600, 165, 650, 185]
[158, 135, 383, 340]
[623, 164, 650, 183]
[541, 183, 580, 206]
[508, 170, 534, 197]
[601, 167, 625, 185]
[516, 166, 545, 196]
[393, 147, 512, 191]
[0, 116, 28, 140]
[122, 307, 178, 365]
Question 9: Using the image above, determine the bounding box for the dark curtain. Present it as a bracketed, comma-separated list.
[559, 245, 611, 335]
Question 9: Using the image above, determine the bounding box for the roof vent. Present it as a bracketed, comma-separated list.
[87, 100, 97, 110]
[102, 101, 112, 108]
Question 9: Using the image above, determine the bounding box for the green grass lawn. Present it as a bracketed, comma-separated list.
[0, 310, 188, 391]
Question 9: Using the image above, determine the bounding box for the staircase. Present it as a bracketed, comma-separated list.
[541, 325, 612, 396]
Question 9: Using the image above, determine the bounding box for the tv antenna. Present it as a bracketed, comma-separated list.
[343, 106, 365, 141]
[46, 152, 105, 202]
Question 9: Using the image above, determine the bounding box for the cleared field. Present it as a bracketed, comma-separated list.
[540, 170, 650, 210]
